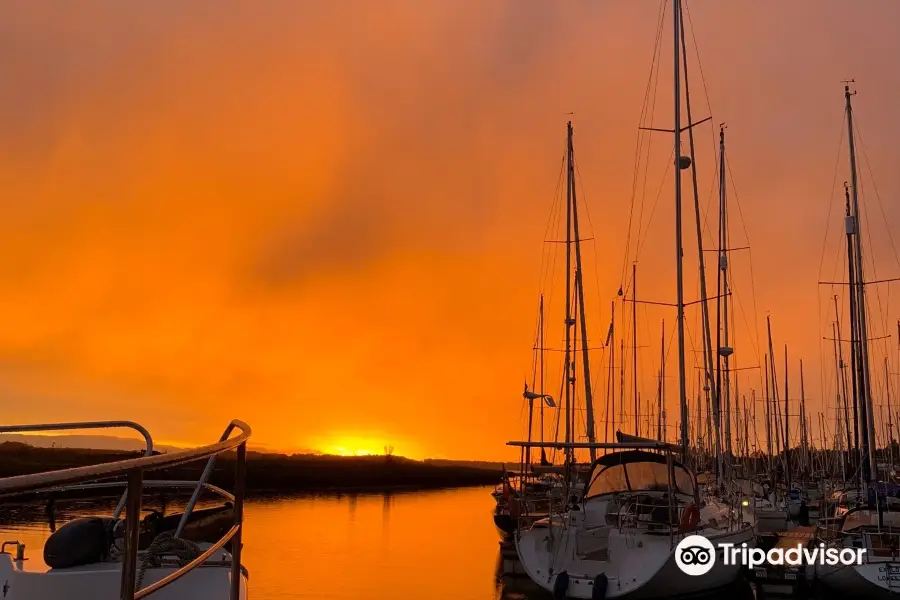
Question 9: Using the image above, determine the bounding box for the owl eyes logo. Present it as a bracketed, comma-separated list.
[679, 546, 711, 565]
[675, 535, 716, 576]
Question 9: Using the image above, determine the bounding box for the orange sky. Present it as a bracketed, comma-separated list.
[1, 1, 899, 460]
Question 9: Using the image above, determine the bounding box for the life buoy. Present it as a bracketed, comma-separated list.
[679, 503, 700, 532]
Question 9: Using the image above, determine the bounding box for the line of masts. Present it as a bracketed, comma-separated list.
[520, 5, 897, 489]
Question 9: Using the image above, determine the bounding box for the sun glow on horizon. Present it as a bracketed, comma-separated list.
[327, 446, 377, 457]
[312, 434, 394, 458]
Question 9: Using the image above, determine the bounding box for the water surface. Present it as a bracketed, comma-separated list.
[0, 486, 758, 599]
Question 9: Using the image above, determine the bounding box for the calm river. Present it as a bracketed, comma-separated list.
[0, 486, 759, 599]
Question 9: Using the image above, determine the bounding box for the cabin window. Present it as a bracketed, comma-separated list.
[587, 464, 628, 497]
[585, 460, 695, 498]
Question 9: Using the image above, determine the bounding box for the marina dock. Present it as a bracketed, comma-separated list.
[746, 526, 817, 596]
[499, 540, 526, 576]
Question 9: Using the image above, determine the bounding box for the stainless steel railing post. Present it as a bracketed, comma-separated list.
[175, 423, 236, 538]
[121, 470, 144, 600]
[229, 442, 247, 600]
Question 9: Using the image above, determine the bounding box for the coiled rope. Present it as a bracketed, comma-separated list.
[136, 532, 203, 588]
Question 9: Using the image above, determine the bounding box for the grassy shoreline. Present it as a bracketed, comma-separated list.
[0, 442, 503, 495]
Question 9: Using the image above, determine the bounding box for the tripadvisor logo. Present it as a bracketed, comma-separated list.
[675, 535, 716, 576]
[675, 535, 867, 576]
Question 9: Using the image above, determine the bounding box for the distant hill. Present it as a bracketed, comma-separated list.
[0, 433, 278, 455]
[423, 459, 505, 472]
[0, 443, 502, 493]
[0, 434, 500, 472]
[0, 433, 183, 453]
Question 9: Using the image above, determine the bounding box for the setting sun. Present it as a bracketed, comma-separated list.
[329, 446, 376, 457]
[312, 434, 391, 457]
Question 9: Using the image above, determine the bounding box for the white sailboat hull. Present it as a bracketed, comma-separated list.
[516, 523, 754, 599]
[816, 560, 900, 598]
[0, 552, 248, 600]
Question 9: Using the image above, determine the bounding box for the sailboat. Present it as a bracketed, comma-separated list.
[492, 369, 561, 539]
[507, 2, 755, 597]
[493, 118, 588, 539]
[813, 83, 900, 596]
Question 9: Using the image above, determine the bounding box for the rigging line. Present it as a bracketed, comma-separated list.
[682, 1, 712, 120]
[725, 159, 765, 392]
[698, 143, 719, 251]
[856, 164, 879, 282]
[727, 279, 762, 360]
[854, 155, 892, 338]
[574, 158, 612, 347]
[631, 8, 667, 291]
[633, 147, 675, 262]
[591, 347, 606, 407]
[619, 0, 668, 289]
[682, 1, 719, 175]
[541, 151, 568, 323]
[817, 111, 848, 278]
[855, 120, 900, 274]
[828, 209, 846, 283]
[539, 151, 565, 280]
[855, 121, 899, 337]
[538, 152, 566, 300]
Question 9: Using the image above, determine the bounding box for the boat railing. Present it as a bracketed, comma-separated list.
[0, 421, 155, 522]
[611, 492, 683, 533]
[859, 530, 900, 561]
[0, 418, 250, 600]
[174, 420, 244, 539]
[814, 520, 900, 560]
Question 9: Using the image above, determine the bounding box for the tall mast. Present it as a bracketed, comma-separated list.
[764, 353, 773, 473]
[716, 124, 734, 474]
[695, 372, 702, 451]
[886, 357, 895, 469]
[658, 319, 666, 441]
[743, 396, 750, 461]
[673, 0, 688, 459]
[818, 412, 829, 475]
[633, 263, 639, 436]
[833, 316, 849, 479]
[833, 296, 853, 471]
[620, 337, 626, 433]
[563, 122, 574, 462]
[843, 184, 862, 480]
[678, 0, 718, 474]
[752, 388, 758, 456]
[844, 84, 876, 481]
[539, 294, 547, 465]
[784, 345, 791, 490]
[767, 318, 783, 458]
[800, 358, 808, 475]
[751, 389, 758, 458]
[606, 301, 616, 443]
[767, 316, 785, 486]
[570, 124, 597, 460]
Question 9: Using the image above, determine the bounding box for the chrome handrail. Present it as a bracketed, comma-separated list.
[0, 419, 250, 600]
[0, 420, 249, 495]
[0, 421, 155, 521]
[0, 479, 236, 504]
[0, 421, 153, 454]
[174, 421, 243, 538]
